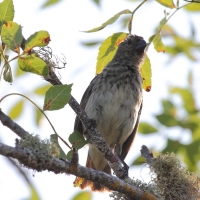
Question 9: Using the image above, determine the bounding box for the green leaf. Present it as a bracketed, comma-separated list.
[170, 36, 200, 61]
[156, 0, 176, 8]
[149, 34, 165, 52]
[178, 114, 199, 133]
[50, 134, 68, 159]
[34, 85, 51, 96]
[170, 87, 196, 114]
[131, 155, 146, 166]
[43, 84, 72, 111]
[25, 31, 50, 52]
[165, 45, 180, 56]
[18, 55, 49, 76]
[156, 113, 179, 127]
[162, 139, 183, 154]
[1, 21, 23, 53]
[96, 32, 128, 74]
[180, 140, 200, 171]
[167, 35, 200, 60]
[141, 55, 152, 92]
[92, 0, 100, 5]
[161, 100, 176, 116]
[149, 16, 167, 53]
[8, 100, 24, 119]
[156, 16, 167, 33]
[66, 150, 73, 161]
[69, 130, 87, 149]
[3, 61, 13, 83]
[3, 55, 13, 83]
[42, 0, 61, 8]
[182, 114, 200, 140]
[72, 191, 92, 200]
[184, 3, 200, 11]
[0, 0, 14, 28]
[138, 122, 157, 134]
[83, 9, 131, 33]
[80, 41, 101, 47]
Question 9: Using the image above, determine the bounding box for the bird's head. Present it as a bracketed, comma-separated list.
[115, 34, 147, 68]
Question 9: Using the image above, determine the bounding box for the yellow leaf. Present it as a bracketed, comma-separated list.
[9, 100, 24, 119]
[156, 0, 176, 8]
[141, 55, 152, 92]
[72, 191, 92, 200]
[153, 34, 165, 52]
[96, 32, 128, 74]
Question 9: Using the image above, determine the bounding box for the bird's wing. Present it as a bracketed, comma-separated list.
[120, 102, 143, 160]
[74, 75, 99, 134]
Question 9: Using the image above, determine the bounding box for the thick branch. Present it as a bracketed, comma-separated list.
[0, 142, 158, 200]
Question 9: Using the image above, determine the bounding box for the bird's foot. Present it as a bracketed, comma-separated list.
[113, 155, 129, 178]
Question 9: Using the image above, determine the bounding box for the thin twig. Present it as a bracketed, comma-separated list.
[146, 1, 193, 51]
[128, 0, 147, 34]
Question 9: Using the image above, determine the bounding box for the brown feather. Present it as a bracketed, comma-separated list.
[120, 103, 142, 160]
[80, 154, 111, 191]
[74, 75, 111, 191]
[74, 75, 99, 134]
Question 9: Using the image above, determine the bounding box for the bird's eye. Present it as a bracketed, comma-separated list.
[127, 39, 132, 45]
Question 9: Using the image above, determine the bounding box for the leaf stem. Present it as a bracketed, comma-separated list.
[0, 93, 58, 135]
[57, 134, 71, 149]
[128, 0, 147, 34]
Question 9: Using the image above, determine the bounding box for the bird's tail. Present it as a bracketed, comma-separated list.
[79, 153, 111, 192]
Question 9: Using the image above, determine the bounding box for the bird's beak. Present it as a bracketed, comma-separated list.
[135, 39, 147, 54]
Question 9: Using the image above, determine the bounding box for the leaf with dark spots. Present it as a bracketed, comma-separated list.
[0, 0, 14, 28]
[141, 55, 152, 92]
[25, 31, 50, 52]
[1, 21, 23, 53]
[96, 32, 128, 74]
[18, 55, 49, 76]
[43, 99, 53, 111]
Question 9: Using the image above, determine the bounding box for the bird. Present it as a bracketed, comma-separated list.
[74, 34, 147, 191]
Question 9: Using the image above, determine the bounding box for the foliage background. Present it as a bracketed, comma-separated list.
[0, 0, 200, 199]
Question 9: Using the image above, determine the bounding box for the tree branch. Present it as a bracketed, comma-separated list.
[0, 142, 158, 200]
[0, 103, 158, 199]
